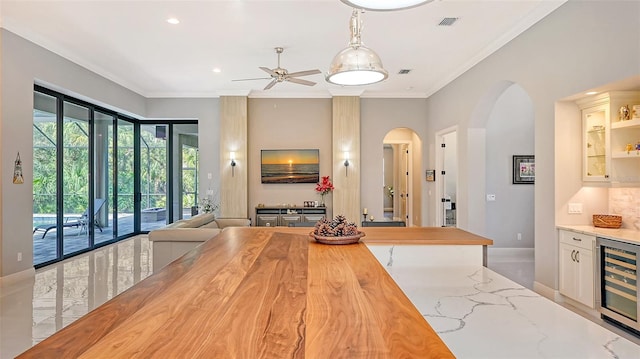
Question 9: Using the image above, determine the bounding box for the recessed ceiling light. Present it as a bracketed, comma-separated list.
[585, 91, 598, 95]
[167, 18, 180, 25]
[212, 68, 221, 73]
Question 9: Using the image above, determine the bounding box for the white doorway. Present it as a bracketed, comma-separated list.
[435, 127, 458, 227]
[383, 128, 420, 226]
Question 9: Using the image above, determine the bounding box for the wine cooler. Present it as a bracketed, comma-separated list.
[596, 237, 640, 333]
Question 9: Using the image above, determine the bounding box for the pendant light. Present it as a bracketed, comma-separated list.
[340, 0, 434, 11]
[326, 9, 388, 86]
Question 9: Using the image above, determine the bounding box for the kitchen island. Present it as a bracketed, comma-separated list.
[18, 227, 461, 358]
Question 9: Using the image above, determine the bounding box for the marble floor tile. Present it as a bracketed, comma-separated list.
[0, 235, 152, 358]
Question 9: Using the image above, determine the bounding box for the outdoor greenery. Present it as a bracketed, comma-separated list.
[182, 145, 198, 210]
[33, 120, 173, 215]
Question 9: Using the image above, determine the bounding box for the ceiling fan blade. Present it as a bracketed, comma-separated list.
[264, 79, 278, 90]
[286, 77, 316, 86]
[259, 67, 277, 77]
[232, 77, 271, 82]
[286, 69, 321, 78]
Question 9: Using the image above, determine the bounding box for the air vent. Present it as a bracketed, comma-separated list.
[438, 17, 458, 26]
[398, 69, 412, 75]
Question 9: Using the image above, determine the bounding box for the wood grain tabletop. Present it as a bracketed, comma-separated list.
[18, 227, 456, 358]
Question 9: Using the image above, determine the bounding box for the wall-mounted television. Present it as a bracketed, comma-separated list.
[261, 149, 320, 184]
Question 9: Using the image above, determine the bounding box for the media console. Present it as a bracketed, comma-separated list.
[255, 206, 327, 227]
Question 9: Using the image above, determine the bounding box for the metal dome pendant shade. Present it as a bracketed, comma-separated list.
[340, 0, 434, 11]
[326, 9, 388, 86]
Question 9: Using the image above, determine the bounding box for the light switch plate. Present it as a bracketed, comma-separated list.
[486, 194, 496, 201]
[568, 203, 583, 214]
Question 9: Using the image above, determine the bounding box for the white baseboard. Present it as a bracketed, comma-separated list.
[533, 281, 562, 302]
[558, 296, 599, 319]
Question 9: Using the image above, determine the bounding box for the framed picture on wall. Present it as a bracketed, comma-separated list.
[513, 155, 535, 184]
[426, 169, 435, 182]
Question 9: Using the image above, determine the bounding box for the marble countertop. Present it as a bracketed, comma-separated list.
[557, 225, 640, 245]
[387, 265, 640, 358]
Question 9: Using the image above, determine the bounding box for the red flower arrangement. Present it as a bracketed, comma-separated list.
[315, 176, 334, 195]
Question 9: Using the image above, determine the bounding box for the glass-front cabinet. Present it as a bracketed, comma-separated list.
[578, 91, 640, 184]
[582, 103, 609, 181]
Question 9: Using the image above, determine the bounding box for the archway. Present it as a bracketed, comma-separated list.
[467, 81, 535, 288]
[382, 128, 422, 226]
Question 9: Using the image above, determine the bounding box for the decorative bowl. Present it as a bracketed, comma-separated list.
[310, 231, 365, 245]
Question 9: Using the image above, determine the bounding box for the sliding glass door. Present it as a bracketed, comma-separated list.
[175, 123, 199, 221]
[33, 86, 198, 267]
[33, 91, 58, 264]
[62, 101, 91, 256]
[94, 111, 115, 245]
[117, 119, 135, 238]
[140, 125, 168, 232]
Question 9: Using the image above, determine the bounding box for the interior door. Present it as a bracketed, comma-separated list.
[441, 131, 457, 227]
[398, 144, 409, 223]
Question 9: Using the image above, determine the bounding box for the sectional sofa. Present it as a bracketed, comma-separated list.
[148, 213, 250, 271]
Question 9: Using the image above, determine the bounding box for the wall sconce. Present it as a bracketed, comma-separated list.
[344, 151, 350, 176]
[230, 152, 236, 177]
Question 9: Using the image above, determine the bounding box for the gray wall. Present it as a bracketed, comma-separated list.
[0, 29, 147, 277]
[146, 98, 220, 217]
[485, 84, 534, 248]
[425, 0, 640, 291]
[0, 30, 225, 278]
[361, 99, 428, 225]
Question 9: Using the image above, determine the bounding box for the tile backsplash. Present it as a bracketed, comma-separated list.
[609, 188, 640, 230]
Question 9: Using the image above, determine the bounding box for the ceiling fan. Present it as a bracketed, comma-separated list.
[233, 47, 321, 90]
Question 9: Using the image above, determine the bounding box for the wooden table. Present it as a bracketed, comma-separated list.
[19, 227, 455, 358]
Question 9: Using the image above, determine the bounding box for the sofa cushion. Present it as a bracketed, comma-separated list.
[166, 219, 189, 228]
[215, 218, 251, 228]
[200, 220, 220, 229]
[183, 212, 216, 228]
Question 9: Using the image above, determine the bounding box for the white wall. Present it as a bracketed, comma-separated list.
[485, 84, 534, 248]
[425, 0, 640, 290]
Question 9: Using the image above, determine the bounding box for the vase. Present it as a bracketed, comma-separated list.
[320, 193, 326, 207]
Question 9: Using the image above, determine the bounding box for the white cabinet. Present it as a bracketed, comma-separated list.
[581, 103, 609, 181]
[559, 229, 595, 308]
[577, 91, 640, 184]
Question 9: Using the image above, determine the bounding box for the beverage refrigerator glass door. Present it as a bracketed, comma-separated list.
[596, 237, 640, 333]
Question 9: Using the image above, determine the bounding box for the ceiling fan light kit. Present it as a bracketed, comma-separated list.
[326, 9, 388, 86]
[340, 0, 433, 11]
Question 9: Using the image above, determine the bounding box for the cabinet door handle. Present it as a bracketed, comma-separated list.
[572, 237, 582, 242]
[571, 249, 576, 262]
[575, 250, 580, 263]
